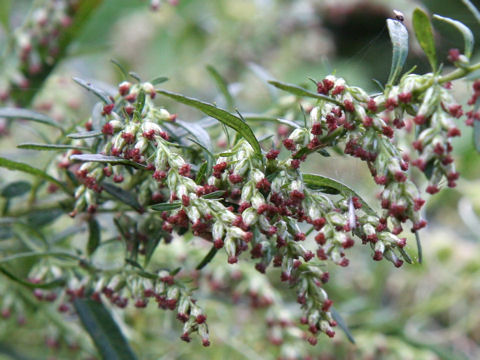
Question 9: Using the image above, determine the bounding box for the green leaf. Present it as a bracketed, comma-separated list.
[1, 181, 31, 198]
[73, 77, 112, 104]
[102, 183, 143, 212]
[302, 173, 375, 215]
[129, 72, 142, 82]
[87, 218, 100, 256]
[243, 114, 301, 128]
[134, 89, 146, 121]
[143, 235, 161, 267]
[110, 58, 128, 79]
[473, 97, 480, 152]
[398, 247, 413, 264]
[206, 65, 234, 110]
[415, 231, 423, 264]
[0, 108, 63, 130]
[70, 154, 146, 169]
[202, 190, 226, 199]
[26, 209, 63, 227]
[0, 265, 65, 289]
[412, 9, 437, 71]
[196, 246, 218, 270]
[195, 161, 208, 184]
[176, 120, 213, 153]
[150, 76, 169, 85]
[157, 90, 262, 155]
[330, 307, 355, 344]
[67, 130, 103, 139]
[474, 118, 480, 153]
[433, 15, 474, 58]
[74, 298, 138, 360]
[267, 81, 343, 106]
[0, 157, 71, 195]
[386, 18, 409, 85]
[0, 0, 11, 31]
[150, 202, 182, 211]
[18, 143, 89, 151]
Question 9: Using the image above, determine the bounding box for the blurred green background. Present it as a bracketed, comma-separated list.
[1, 0, 480, 359]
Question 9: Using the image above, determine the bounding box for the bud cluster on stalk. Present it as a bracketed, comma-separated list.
[280, 72, 466, 238]
[24, 256, 211, 346]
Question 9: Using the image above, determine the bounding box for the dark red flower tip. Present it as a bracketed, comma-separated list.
[413, 115, 426, 125]
[266, 149, 280, 160]
[343, 99, 355, 112]
[102, 123, 114, 135]
[311, 122, 322, 135]
[102, 103, 115, 115]
[447, 48, 461, 63]
[227, 255, 238, 264]
[283, 138, 296, 151]
[398, 92, 412, 103]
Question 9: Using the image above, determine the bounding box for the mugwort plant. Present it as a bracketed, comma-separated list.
[1, 1, 480, 358]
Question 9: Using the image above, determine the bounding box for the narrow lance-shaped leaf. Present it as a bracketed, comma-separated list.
[206, 65, 235, 110]
[87, 218, 100, 256]
[330, 307, 355, 344]
[268, 80, 343, 106]
[102, 183, 143, 212]
[243, 114, 301, 129]
[18, 143, 89, 151]
[175, 119, 213, 153]
[151, 202, 182, 211]
[73, 77, 112, 104]
[386, 18, 409, 85]
[433, 14, 474, 59]
[302, 173, 375, 215]
[157, 90, 262, 155]
[415, 231, 423, 264]
[68, 130, 103, 139]
[150, 76, 169, 85]
[0, 266, 65, 289]
[110, 58, 128, 79]
[0, 157, 71, 195]
[0, 108, 64, 130]
[202, 190, 226, 199]
[196, 246, 218, 270]
[70, 154, 146, 169]
[1, 181, 31, 198]
[412, 8, 437, 71]
[74, 299, 138, 360]
[474, 97, 480, 152]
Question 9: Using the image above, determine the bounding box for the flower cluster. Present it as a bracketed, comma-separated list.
[27, 257, 211, 346]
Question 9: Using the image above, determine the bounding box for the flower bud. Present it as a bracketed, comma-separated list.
[212, 221, 224, 241]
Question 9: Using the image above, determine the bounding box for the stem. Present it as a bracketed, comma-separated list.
[438, 62, 480, 84]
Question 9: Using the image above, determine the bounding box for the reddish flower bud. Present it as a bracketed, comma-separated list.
[447, 48, 460, 63]
[283, 138, 296, 151]
[102, 103, 115, 115]
[344, 100, 355, 112]
[398, 92, 412, 103]
[266, 149, 280, 160]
